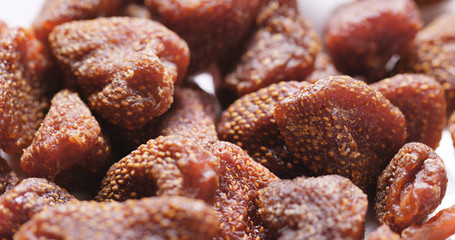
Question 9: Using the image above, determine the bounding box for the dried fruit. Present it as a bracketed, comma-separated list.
[0, 157, 18, 196]
[371, 74, 446, 149]
[449, 111, 455, 149]
[210, 141, 278, 240]
[397, 14, 455, 112]
[218, 81, 310, 178]
[367, 224, 401, 240]
[96, 135, 219, 204]
[401, 204, 455, 240]
[324, 0, 422, 81]
[49, 17, 190, 129]
[0, 178, 74, 239]
[145, 0, 261, 72]
[15, 196, 219, 240]
[258, 175, 368, 240]
[20, 90, 111, 189]
[305, 52, 341, 84]
[375, 142, 447, 233]
[274, 76, 407, 190]
[0, 27, 49, 153]
[225, 0, 321, 96]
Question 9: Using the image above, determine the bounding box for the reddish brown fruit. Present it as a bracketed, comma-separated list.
[325, 0, 422, 81]
[49, 17, 190, 129]
[210, 141, 278, 240]
[375, 142, 447, 233]
[414, 0, 446, 5]
[397, 14, 455, 113]
[274, 76, 407, 190]
[371, 74, 446, 149]
[305, 52, 341, 84]
[0, 157, 18, 196]
[225, 1, 321, 96]
[401, 204, 455, 240]
[0, 178, 74, 239]
[448, 111, 455, 149]
[218, 81, 310, 178]
[15, 196, 219, 240]
[258, 175, 368, 240]
[145, 0, 261, 72]
[367, 225, 401, 240]
[20, 90, 111, 189]
[96, 135, 219, 204]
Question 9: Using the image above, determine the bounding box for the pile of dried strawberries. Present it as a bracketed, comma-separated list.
[1, 0, 455, 239]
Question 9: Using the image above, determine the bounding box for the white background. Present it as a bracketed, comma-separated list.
[1, 0, 455, 238]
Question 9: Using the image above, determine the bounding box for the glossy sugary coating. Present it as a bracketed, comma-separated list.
[305, 52, 341, 84]
[15, 196, 219, 240]
[324, 0, 422, 81]
[401, 204, 455, 240]
[96, 135, 219, 204]
[0, 178, 74, 239]
[0, 27, 49, 154]
[158, 87, 218, 150]
[367, 225, 401, 240]
[49, 17, 190, 129]
[20, 90, 111, 188]
[210, 141, 278, 240]
[371, 74, 446, 149]
[397, 14, 455, 113]
[225, 0, 321, 96]
[218, 81, 310, 178]
[375, 142, 447, 233]
[258, 175, 368, 240]
[145, 0, 261, 72]
[274, 76, 407, 191]
[0, 157, 18, 196]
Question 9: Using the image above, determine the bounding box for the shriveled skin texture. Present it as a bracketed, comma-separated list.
[0, 27, 49, 154]
[96, 135, 219, 204]
[210, 141, 279, 240]
[158, 87, 218, 150]
[0, 178, 74, 239]
[401, 204, 455, 240]
[397, 14, 455, 113]
[375, 142, 447, 233]
[32, 0, 129, 44]
[14, 196, 219, 240]
[371, 74, 446, 149]
[367, 224, 401, 240]
[305, 52, 341, 84]
[258, 175, 368, 240]
[225, 0, 322, 96]
[0, 157, 18, 196]
[49, 17, 190, 129]
[324, 0, 422, 81]
[218, 81, 310, 178]
[20, 90, 111, 189]
[145, 0, 261, 72]
[274, 76, 407, 191]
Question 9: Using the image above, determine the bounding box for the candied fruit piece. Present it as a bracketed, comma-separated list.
[0, 157, 18, 196]
[15, 196, 219, 240]
[401, 204, 455, 240]
[225, 0, 321, 96]
[96, 135, 219, 204]
[0, 178, 74, 239]
[145, 0, 261, 72]
[20, 89, 111, 189]
[367, 224, 401, 240]
[305, 52, 341, 84]
[375, 142, 447, 233]
[218, 81, 310, 178]
[210, 141, 278, 240]
[274, 76, 407, 190]
[448, 111, 455, 149]
[258, 175, 367, 240]
[397, 14, 455, 113]
[371, 74, 446, 149]
[324, 0, 422, 81]
[49, 17, 190, 129]
[0, 27, 49, 154]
